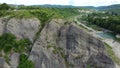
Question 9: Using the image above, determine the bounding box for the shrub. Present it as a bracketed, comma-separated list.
[18, 54, 34, 68]
[0, 33, 31, 56]
[3, 44, 12, 53]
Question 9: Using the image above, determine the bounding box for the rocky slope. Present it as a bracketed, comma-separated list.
[0, 17, 115, 68]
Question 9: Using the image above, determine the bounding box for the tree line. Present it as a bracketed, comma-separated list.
[84, 12, 120, 34]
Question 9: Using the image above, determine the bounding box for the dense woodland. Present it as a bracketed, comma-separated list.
[81, 12, 120, 34]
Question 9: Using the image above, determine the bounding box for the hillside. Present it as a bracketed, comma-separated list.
[0, 17, 115, 68]
[97, 4, 120, 10]
[0, 3, 119, 68]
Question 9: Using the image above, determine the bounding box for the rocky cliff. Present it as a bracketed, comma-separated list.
[0, 17, 115, 68]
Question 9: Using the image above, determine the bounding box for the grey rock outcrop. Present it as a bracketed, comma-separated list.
[10, 53, 20, 68]
[29, 19, 115, 68]
[0, 57, 10, 68]
[0, 17, 116, 68]
[0, 17, 41, 68]
[0, 17, 40, 42]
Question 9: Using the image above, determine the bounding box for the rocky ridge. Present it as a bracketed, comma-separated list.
[0, 17, 115, 68]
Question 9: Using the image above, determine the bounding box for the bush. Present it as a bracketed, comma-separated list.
[0, 3, 10, 10]
[0, 33, 31, 53]
[16, 39, 31, 52]
[3, 44, 12, 53]
[18, 54, 34, 68]
[9, 11, 34, 18]
[0, 33, 16, 52]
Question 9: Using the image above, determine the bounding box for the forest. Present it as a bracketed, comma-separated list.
[81, 12, 120, 34]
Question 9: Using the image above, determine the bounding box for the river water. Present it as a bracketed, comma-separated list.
[96, 32, 116, 39]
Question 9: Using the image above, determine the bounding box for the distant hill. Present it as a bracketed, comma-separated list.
[33, 4, 96, 9]
[8, 4, 120, 10]
[97, 4, 120, 10]
[31, 4, 75, 8]
[96, 4, 120, 15]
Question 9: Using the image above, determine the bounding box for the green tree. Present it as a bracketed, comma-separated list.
[0, 3, 10, 10]
[116, 25, 120, 33]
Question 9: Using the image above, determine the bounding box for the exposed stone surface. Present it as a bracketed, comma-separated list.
[29, 19, 115, 68]
[0, 57, 10, 68]
[0, 17, 116, 68]
[10, 53, 20, 68]
[0, 18, 40, 42]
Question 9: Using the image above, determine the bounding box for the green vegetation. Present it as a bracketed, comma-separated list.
[0, 3, 12, 17]
[16, 5, 79, 20]
[52, 8, 79, 20]
[0, 3, 10, 10]
[115, 38, 120, 43]
[82, 12, 120, 34]
[0, 33, 31, 53]
[0, 33, 16, 53]
[0, 33, 31, 64]
[9, 11, 34, 18]
[98, 4, 120, 15]
[18, 54, 34, 68]
[0, 11, 11, 17]
[87, 64, 91, 68]
[0, 3, 79, 21]
[29, 9, 63, 26]
[4, 55, 10, 64]
[88, 25, 103, 31]
[104, 42, 120, 65]
[0, 3, 79, 42]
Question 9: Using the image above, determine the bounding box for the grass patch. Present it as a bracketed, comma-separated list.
[0, 11, 11, 17]
[9, 11, 34, 19]
[104, 42, 120, 65]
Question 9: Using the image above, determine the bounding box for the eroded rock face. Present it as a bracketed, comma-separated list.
[0, 18, 40, 42]
[0, 17, 115, 68]
[0, 57, 10, 68]
[29, 19, 115, 68]
[0, 17, 41, 68]
[10, 53, 20, 68]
